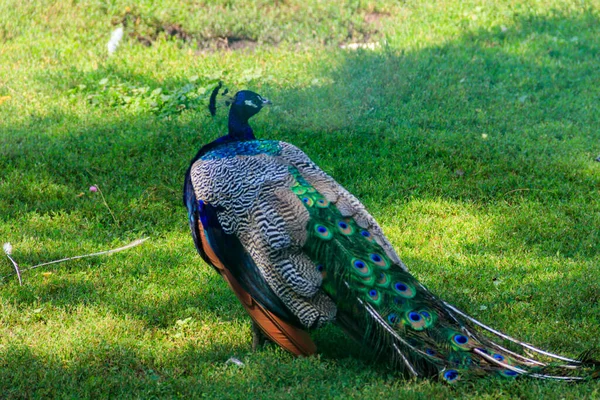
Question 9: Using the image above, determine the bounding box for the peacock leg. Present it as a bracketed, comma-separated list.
[251, 320, 272, 350]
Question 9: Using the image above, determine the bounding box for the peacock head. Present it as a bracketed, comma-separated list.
[229, 90, 272, 121]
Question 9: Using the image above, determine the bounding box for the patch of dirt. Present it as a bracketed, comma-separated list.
[135, 36, 153, 47]
[162, 23, 193, 42]
[226, 36, 258, 51]
[112, 7, 388, 52]
[113, 9, 258, 52]
[113, 9, 193, 47]
[338, 11, 390, 47]
[364, 11, 389, 26]
[195, 36, 259, 53]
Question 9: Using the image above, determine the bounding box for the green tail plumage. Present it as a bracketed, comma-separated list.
[289, 167, 599, 383]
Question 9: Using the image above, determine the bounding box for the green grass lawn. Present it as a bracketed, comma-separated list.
[1, 0, 600, 398]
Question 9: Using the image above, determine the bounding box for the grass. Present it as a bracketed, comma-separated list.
[1, 0, 599, 398]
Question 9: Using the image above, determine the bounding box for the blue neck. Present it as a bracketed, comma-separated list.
[228, 112, 256, 140]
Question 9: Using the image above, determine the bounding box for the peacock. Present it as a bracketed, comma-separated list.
[183, 84, 599, 382]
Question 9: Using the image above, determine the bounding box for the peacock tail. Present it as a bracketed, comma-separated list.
[286, 166, 600, 382]
[184, 88, 600, 383]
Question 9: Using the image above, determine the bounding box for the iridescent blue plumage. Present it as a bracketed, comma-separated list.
[200, 140, 282, 160]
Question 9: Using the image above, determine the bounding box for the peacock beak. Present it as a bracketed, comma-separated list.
[262, 98, 272, 106]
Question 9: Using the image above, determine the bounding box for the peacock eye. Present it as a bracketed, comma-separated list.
[443, 369, 459, 382]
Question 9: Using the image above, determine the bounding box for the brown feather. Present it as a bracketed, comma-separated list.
[198, 220, 317, 356]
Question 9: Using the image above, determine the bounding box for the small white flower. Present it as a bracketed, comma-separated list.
[107, 27, 124, 55]
[3, 242, 12, 255]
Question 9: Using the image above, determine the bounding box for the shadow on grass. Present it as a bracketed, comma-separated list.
[2, 10, 598, 257]
[0, 340, 276, 398]
[1, 9, 600, 395]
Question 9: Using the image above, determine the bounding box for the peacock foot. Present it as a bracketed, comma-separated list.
[251, 320, 273, 351]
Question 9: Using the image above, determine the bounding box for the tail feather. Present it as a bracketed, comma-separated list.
[443, 301, 581, 364]
[392, 343, 419, 378]
[288, 166, 600, 383]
